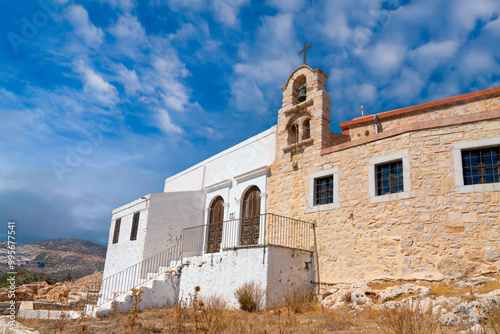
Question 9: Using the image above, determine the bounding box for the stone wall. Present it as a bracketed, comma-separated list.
[268, 68, 500, 285]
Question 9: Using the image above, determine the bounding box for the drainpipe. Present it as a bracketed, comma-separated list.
[374, 114, 380, 134]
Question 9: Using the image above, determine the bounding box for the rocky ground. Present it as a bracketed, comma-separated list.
[0, 272, 102, 309]
[9, 271, 500, 333]
[320, 273, 500, 332]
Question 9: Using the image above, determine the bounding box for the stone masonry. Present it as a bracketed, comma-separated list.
[267, 65, 500, 286]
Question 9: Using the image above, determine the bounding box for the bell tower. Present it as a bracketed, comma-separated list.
[277, 65, 331, 162]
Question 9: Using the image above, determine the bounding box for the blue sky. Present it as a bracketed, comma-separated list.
[0, 0, 499, 245]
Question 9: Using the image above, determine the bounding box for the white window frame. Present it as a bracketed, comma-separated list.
[308, 167, 340, 213]
[452, 136, 500, 194]
[368, 150, 411, 204]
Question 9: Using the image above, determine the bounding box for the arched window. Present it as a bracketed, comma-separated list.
[302, 118, 311, 141]
[241, 186, 261, 246]
[292, 75, 306, 104]
[207, 196, 224, 253]
[288, 123, 299, 145]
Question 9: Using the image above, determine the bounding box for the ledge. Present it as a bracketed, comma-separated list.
[283, 138, 314, 153]
[205, 179, 232, 192]
[234, 166, 270, 183]
[322, 109, 500, 155]
[283, 99, 314, 115]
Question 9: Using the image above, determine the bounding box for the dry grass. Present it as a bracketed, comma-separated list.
[284, 284, 317, 314]
[378, 298, 441, 334]
[18, 303, 466, 334]
[483, 299, 500, 334]
[234, 281, 265, 312]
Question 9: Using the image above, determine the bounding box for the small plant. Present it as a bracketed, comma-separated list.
[126, 288, 144, 330]
[340, 291, 352, 304]
[234, 281, 265, 312]
[111, 291, 118, 316]
[284, 285, 317, 314]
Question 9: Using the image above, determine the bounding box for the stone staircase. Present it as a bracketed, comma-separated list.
[85, 262, 182, 316]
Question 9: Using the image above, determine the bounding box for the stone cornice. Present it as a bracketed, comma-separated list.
[281, 99, 314, 116]
[283, 138, 314, 153]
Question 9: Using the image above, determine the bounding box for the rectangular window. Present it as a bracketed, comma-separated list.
[315, 175, 333, 205]
[130, 212, 140, 241]
[462, 146, 500, 185]
[112, 218, 121, 244]
[376, 160, 403, 196]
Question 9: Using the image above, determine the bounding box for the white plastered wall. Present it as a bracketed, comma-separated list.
[103, 191, 206, 280]
[178, 246, 313, 309]
[143, 191, 205, 259]
[103, 198, 149, 279]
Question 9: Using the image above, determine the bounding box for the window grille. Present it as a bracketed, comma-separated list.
[112, 218, 121, 244]
[130, 212, 140, 241]
[376, 160, 403, 196]
[315, 175, 333, 205]
[462, 146, 500, 185]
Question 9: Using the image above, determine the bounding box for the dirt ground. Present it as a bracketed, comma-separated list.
[17, 305, 467, 334]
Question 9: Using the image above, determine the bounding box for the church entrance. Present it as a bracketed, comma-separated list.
[241, 186, 261, 246]
[207, 196, 224, 253]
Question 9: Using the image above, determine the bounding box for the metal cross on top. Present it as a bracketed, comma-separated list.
[298, 41, 312, 65]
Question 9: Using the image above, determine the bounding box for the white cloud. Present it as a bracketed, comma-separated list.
[73, 60, 119, 106]
[322, 13, 353, 44]
[484, 18, 500, 35]
[98, 0, 135, 12]
[410, 40, 460, 73]
[109, 14, 146, 41]
[65, 5, 104, 48]
[210, 0, 250, 26]
[157, 109, 182, 134]
[229, 13, 298, 113]
[117, 64, 140, 95]
[452, 0, 499, 31]
[164, 0, 249, 27]
[363, 42, 406, 74]
[383, 67, 424, 103]
[266, 0, 305, 13]
[462, 50, 497, 74]
[357, 83, 377, 103]
[413, 40, 460, 60]
[165, 0, 206, 12]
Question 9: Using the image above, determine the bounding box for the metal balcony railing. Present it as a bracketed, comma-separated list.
[85, 213, 315, 309]
[182, 213, 315, 255]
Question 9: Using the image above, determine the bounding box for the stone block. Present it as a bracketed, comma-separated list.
[485, 247, 500, 262]
[462, 213, 477, 223]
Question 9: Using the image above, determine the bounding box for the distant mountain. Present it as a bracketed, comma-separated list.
[0, 238, 107, 279]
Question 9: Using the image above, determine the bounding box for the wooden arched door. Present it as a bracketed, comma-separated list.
[241, 186, 261, 246]
[207, 196, 224, 253]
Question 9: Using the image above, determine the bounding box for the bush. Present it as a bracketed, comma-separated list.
[234, 281, 265, 312]
[284, 285, 316, 313]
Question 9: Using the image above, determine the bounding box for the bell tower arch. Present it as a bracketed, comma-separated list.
[277, 65, 331, 160]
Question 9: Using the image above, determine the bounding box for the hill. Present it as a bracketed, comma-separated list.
[0, 238, 106, 279]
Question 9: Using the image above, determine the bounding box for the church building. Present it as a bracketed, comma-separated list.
[92, 53, 500, 314]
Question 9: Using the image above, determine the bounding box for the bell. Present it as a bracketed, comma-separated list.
[297, 84, 307, 102]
